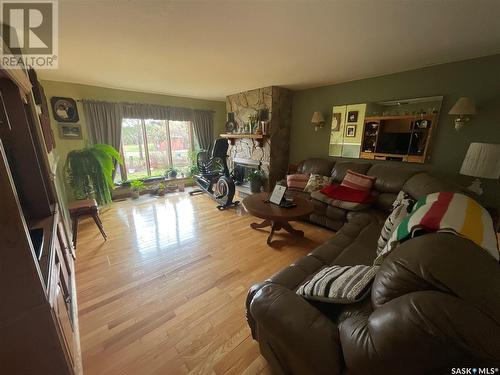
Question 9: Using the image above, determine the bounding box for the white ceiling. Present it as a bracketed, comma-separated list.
[39, 0, 500, 100]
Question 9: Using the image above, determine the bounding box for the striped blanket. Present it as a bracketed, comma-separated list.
[375, 192, 499, 264]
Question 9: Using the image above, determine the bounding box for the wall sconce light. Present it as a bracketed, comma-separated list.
[448, 97, 476, 131]
[311, 111, 325, 131]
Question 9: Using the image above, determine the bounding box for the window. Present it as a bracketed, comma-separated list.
[119, 118, 194, 181]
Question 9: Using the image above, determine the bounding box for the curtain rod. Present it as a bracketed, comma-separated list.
[76, 99, 216, 113]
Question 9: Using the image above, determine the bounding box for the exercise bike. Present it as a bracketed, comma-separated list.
[189, 139, 239, 210]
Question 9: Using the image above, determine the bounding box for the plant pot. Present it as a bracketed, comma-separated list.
[250, 179, 262, 193]
[131, 190, 140, 199]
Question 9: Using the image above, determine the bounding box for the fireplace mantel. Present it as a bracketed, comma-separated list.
[220, 133, 266, 147]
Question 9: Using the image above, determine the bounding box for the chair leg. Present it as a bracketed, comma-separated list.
[92, 212, 107, 241]
[72, 216, 79, 248]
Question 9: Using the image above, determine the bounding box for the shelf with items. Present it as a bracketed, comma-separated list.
[220, 133, 267, 147]
[360, 114, 436, 164]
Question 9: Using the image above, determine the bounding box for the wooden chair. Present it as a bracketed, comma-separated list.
[68, 199, 107, 247]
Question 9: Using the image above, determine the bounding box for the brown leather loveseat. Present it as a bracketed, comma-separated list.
[247, 159, 500, 374]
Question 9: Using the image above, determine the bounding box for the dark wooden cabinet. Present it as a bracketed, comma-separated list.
[0, 64, 81, 374]
[360, 114, 437, 163]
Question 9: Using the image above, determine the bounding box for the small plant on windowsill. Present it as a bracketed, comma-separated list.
[165, 167, 178, 179]
[248, 170, 265, 193]
[130, 180, 145, 199]
[154, 183, 166, 196]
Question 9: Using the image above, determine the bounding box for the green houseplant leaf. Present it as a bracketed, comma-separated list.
[65, 144, 122, 205]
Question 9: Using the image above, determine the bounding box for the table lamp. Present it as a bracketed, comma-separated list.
[460, 142, 500, 195]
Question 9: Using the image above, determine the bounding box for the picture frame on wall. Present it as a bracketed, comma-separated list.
[58, 123, 83, 139]
[331, 112, 342, 131]
[346, 125, 356, 137]
[51, 97, 79, 123]
[347, 110, 358, 123]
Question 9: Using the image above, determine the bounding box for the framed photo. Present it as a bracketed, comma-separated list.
[51, 97, 79, 123]
[345, 125, 356, 137]
[58, 123, 83, 139]
[347, 110, 358, 123]
[269, 184, 287, 205]
[331, 112, 342, 131]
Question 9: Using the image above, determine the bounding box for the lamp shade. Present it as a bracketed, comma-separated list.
[460, 143, 500, 179]
[449, 97, 476, 115]
[311, 111, 325, 124]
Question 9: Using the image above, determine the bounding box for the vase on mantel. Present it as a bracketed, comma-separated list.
[225, 112, 237, 133]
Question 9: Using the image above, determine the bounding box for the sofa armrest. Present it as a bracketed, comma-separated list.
[249, 283, 343, 375]
[372, 233, 500, 323]
[339, 291, 500, 375]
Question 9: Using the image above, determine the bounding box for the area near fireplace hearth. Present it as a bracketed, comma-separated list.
[224, 86, 293, 197]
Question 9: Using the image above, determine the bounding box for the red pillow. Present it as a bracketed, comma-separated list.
[341, 170, 376, 191]
[320, 184, 374, 203]
[286, 173, 310, 190]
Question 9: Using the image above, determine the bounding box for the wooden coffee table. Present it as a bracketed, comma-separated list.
[242, 192, 313, 246]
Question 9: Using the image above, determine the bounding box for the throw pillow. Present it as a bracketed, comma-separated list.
[286, 173, 310, 191]
[296, 264, 379, 304]
[376, 191, 415, 255]
[341, 169, 376, 192]
[303, 174, 331, 193]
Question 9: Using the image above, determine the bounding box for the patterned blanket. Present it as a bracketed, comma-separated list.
[375, 192, 499, 264]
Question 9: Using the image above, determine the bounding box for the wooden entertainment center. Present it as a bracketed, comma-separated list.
[0, 63, 81, 371]
[360, 113, 437, 163]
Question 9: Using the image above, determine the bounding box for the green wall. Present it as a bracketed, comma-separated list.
[290, 54, 500, 209]
[41, 80, 226, 165]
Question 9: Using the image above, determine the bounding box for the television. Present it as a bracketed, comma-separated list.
[376, 132, 411, 154]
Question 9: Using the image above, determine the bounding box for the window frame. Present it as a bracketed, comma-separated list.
[119, 118, 195, 182]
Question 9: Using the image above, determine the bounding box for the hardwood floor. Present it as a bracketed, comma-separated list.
[75, 191, 333, 374]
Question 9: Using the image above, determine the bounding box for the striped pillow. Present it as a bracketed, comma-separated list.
[377, 191, 415, 255]
[341, 169, 376, 191]
[286, 173, 310, 190]
[297, 265, 379, 304]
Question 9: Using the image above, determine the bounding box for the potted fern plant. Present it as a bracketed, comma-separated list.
[65, 144, 122, 206]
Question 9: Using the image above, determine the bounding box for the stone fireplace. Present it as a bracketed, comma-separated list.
[225, 86, 293, 195]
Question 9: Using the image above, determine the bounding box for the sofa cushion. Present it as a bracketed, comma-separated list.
[341, 170, 376, 191]
[304, 174, 331, 193]
[403, 172, 463, 200]
[376, 192, 398, 212]
[331, 161, 371, 183]
[367, 163, 420, 193]
[297, 158, 336, 176]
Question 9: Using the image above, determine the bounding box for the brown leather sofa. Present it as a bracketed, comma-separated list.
[247, 159, 500, 374]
